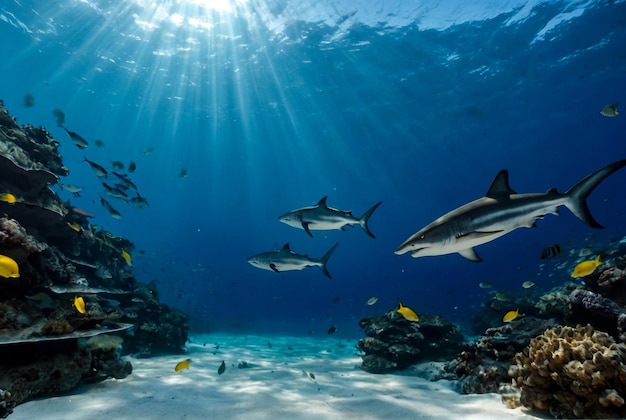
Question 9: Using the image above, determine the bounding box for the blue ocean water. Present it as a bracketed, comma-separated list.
[0, 0, 625, 339]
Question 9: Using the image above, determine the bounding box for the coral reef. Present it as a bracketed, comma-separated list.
[510, 324, 626, 418]
[357, 309, 464, 373]
[0, 101, 188, 411]
[453, 317, 560, 394]
[0, 389, 13, 418]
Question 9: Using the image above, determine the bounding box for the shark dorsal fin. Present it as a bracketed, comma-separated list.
[486, 170, 517, 199]
[280, 243, 291, 252]
[317, 196, 328, 208]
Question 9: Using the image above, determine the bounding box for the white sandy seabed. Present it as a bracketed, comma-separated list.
[12, 333, 538, 419]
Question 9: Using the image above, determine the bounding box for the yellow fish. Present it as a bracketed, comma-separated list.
[572, 255, 604, 278]
[0, 255, 19, 278]
[396, 302, 419, 322]
[503, 308, 523, 323]
[121, 249, 132, 266]
[73, 296, 86, 314]
[0, 193, 17, 204]
[67, 222, 82, 232]
[175, 359, 191, 372]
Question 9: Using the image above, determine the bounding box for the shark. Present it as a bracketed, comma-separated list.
[279, 197, 382, 238]
[395, 160, 626, 262]
[247, 243, 339, 278]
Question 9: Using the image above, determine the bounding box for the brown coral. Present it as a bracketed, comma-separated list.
[510, 324, 626, 418]
[41, 319, 74, 336]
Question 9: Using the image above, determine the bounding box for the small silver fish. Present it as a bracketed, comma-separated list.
[522, 281, 536, 289]
[100, 196, 122, 219]
[58, 183, 83, 197]
[130, 194, 149, 208]
[84, 158, 108, 177]
[62, 126, 89, 149]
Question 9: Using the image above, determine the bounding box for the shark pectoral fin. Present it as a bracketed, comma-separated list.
[269, 263, 280, 273]
[302, 222, 313, 237]
[459, 248, 483, 262]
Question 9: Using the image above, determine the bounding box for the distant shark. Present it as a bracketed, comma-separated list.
[395, 160, 626, 262]
[247, 243, 339, 278]
[279, 197, 382, 238]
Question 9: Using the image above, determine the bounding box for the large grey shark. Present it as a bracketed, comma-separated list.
[395, 160, 626, 262]
[279, 197, 382, 238]
[247, 243, 339, 278]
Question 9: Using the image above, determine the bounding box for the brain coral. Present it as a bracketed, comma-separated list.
[509, 324, 626, 418]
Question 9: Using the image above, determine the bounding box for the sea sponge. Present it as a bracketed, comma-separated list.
[80, 334, 123, 353]
[510, 324, 626, 418]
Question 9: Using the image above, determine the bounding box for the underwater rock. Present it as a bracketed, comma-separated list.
[569, 288, 626, 342]
[79, 335, 132, 383]
[510, 324, 626, 418]
[0, 341, 92, 406]
[454, 317, 560, 394]
[0, 388, 14, 418]
[357, 310, 464, 373]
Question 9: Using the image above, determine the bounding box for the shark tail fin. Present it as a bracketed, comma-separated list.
[359, 202, 382, 238]
[319, 243, 339, 279]
[565, 160, 626, 228]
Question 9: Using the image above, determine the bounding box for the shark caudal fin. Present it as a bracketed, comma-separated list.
[359, 202, 382, 238]
[319, 242, 339, 279]
[565, 160, 626, 228]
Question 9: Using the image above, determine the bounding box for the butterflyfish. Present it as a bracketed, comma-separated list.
[121, 249, 132, 266]
[600, 103, 619, 117]
[0, 193, 17, 204]
[73, 296, 86, 314]
[0, 255, 19, 278]
[396, 302, 419, 322]
[175, 359, 191, 372]
[572, 255, 604, 278]
[503, 308, 523, 323]
[218, 360, 226, 375]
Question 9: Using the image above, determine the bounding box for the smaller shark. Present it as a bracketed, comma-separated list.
[247, 243, 339, 278]
[279, 197, 382, 238]
[395, 159, 626, 262]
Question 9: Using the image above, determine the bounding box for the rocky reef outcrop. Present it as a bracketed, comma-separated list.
[510, 324, 626, 419]
[454, 317, 560, 394]
[0, 101, 188, 416]
[357, 309, 464, 373]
